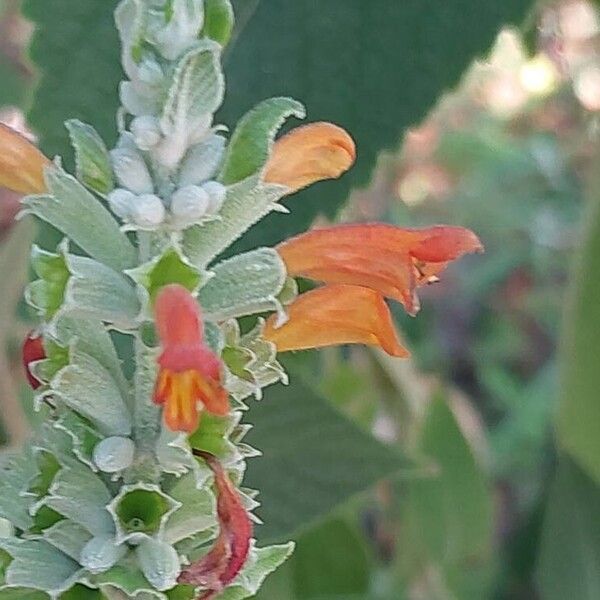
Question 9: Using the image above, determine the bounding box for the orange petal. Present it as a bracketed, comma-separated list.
[277, 223, 483, 315]
[264, 122, 355, 193]
[263, 284, 409, 357]
[0, 123, 50, 194]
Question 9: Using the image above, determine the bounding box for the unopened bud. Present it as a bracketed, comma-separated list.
[131, 116, 162, 151]
[153, 0, 204, 60]
[170, 185, 210, 227]
[108, 188, 137, 220]
[130, 194, 166, 229]
[202, 180, 227, 214]
[93, 436, 135, 473]
[110, 147, 154, 195]
[179, 134, 226, 186]
[136, 56, 164, 89]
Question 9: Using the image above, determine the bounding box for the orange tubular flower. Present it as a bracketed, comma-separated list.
[0, 123, 50, 194]
[263, 284, 409, 357]
[154, 284, 229, 433]
[277, 223, 483, 316]
[264, 122, 356, 193]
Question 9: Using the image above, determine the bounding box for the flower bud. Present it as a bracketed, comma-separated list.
[108, 188, 137, 220]
[110, 147, 154, 194]
[152, 0, 204, 60]
[136, 56, 164, 89]
[170, 185, 210, 227]
[93, 436, 135, 473]
[202, 180, 227, 214]
[22, 331, 46, 389]
[130, 194, 166, 229]
[131, 116, 162, 151]
[179, 134, 226, 186]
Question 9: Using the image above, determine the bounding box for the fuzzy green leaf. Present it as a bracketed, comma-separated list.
[200, 248, 288, 321]
[219, 97, 305, 186]
[43, 520, 93, 562]
[66, 119, 114, 196]
[136, 538, 180, 591]
[203, 0, 235, 46]
[0, 453, 38, 531]
[22, 167, 136, 271]
[182, 175, 287, 267]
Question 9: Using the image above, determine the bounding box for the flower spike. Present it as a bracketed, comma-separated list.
[179, 450, 253, 599]
[264, 122, 356, 193]
[263, 284, 409, 357]
[154, 284, 229, 433]
[0, 123, 50, 194]
[277, 224, 483, 315]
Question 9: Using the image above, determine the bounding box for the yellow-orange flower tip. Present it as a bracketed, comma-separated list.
[153, 284, 229, 433]
[264, 122, 356, 193]
[0, 123, 50, 194]
[277, 223, 483, 316]
[263, 284, 409, 358]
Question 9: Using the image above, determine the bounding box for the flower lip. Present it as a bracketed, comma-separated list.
[264, 122, 356, 193]
[263, 283, 409, 357]
[277, 223, 483, 316]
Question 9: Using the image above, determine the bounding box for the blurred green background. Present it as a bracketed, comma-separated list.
[1, 0, 600, 598]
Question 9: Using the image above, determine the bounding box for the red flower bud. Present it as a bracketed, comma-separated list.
[22, 331, 45, 389]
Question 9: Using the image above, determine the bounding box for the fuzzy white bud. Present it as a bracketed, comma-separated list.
[179, 134, 226, 186]
[202, 180, 227, 214]
[152, 0, 204, 60]
[93, 436, 135, 473]
[110, 147, 154, 194]
[108, 188, 137, 220]
[170, 185, 211, 227]
[130, 194, 166, 229]
[131, 116, 162, 151]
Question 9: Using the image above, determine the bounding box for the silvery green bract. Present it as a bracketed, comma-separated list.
[0, 0, 303, 596]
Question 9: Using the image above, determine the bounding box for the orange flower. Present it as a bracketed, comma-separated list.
[263, 284, 409, 357]
[264, 122, 355, 193]
[277, 224, 483, 315]
[179, 451, 253, 599]
[0, 123, 50, 194]
[154, 284, 229, 433]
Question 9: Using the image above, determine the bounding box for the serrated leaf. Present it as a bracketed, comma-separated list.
[218, 543, 295, 600]
[0, 538, 80, 594]
[182, 175, 287, 268]
[537, 458, 600, 600]
[22, 167, 136, 271]
[244, 360, 413, 542]
[51, 348, 132, 437]
[45, 462, 114, 536]
[163, 473, 216, 545]
[0, 453, 37, 531]
[199, 248, 288, 321]
[203, 0, 235, 46]
[66, 119, 114, 196]
[219, 97, 305, 186]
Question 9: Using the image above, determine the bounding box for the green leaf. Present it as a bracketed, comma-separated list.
[244, 362, 413, 542]
[292, 518, 371, 599]
[556, 167, 600, 483]
[23, 0, 122, 161]
[203, 0, 235, 46]
[398, 392, 494, 596]
[219, 97, 305, 185]
[199, 248, 289, 321]
[22, 167, 136, 272]
[66, 119, 114, 196]
[537, 458, 600, 600]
